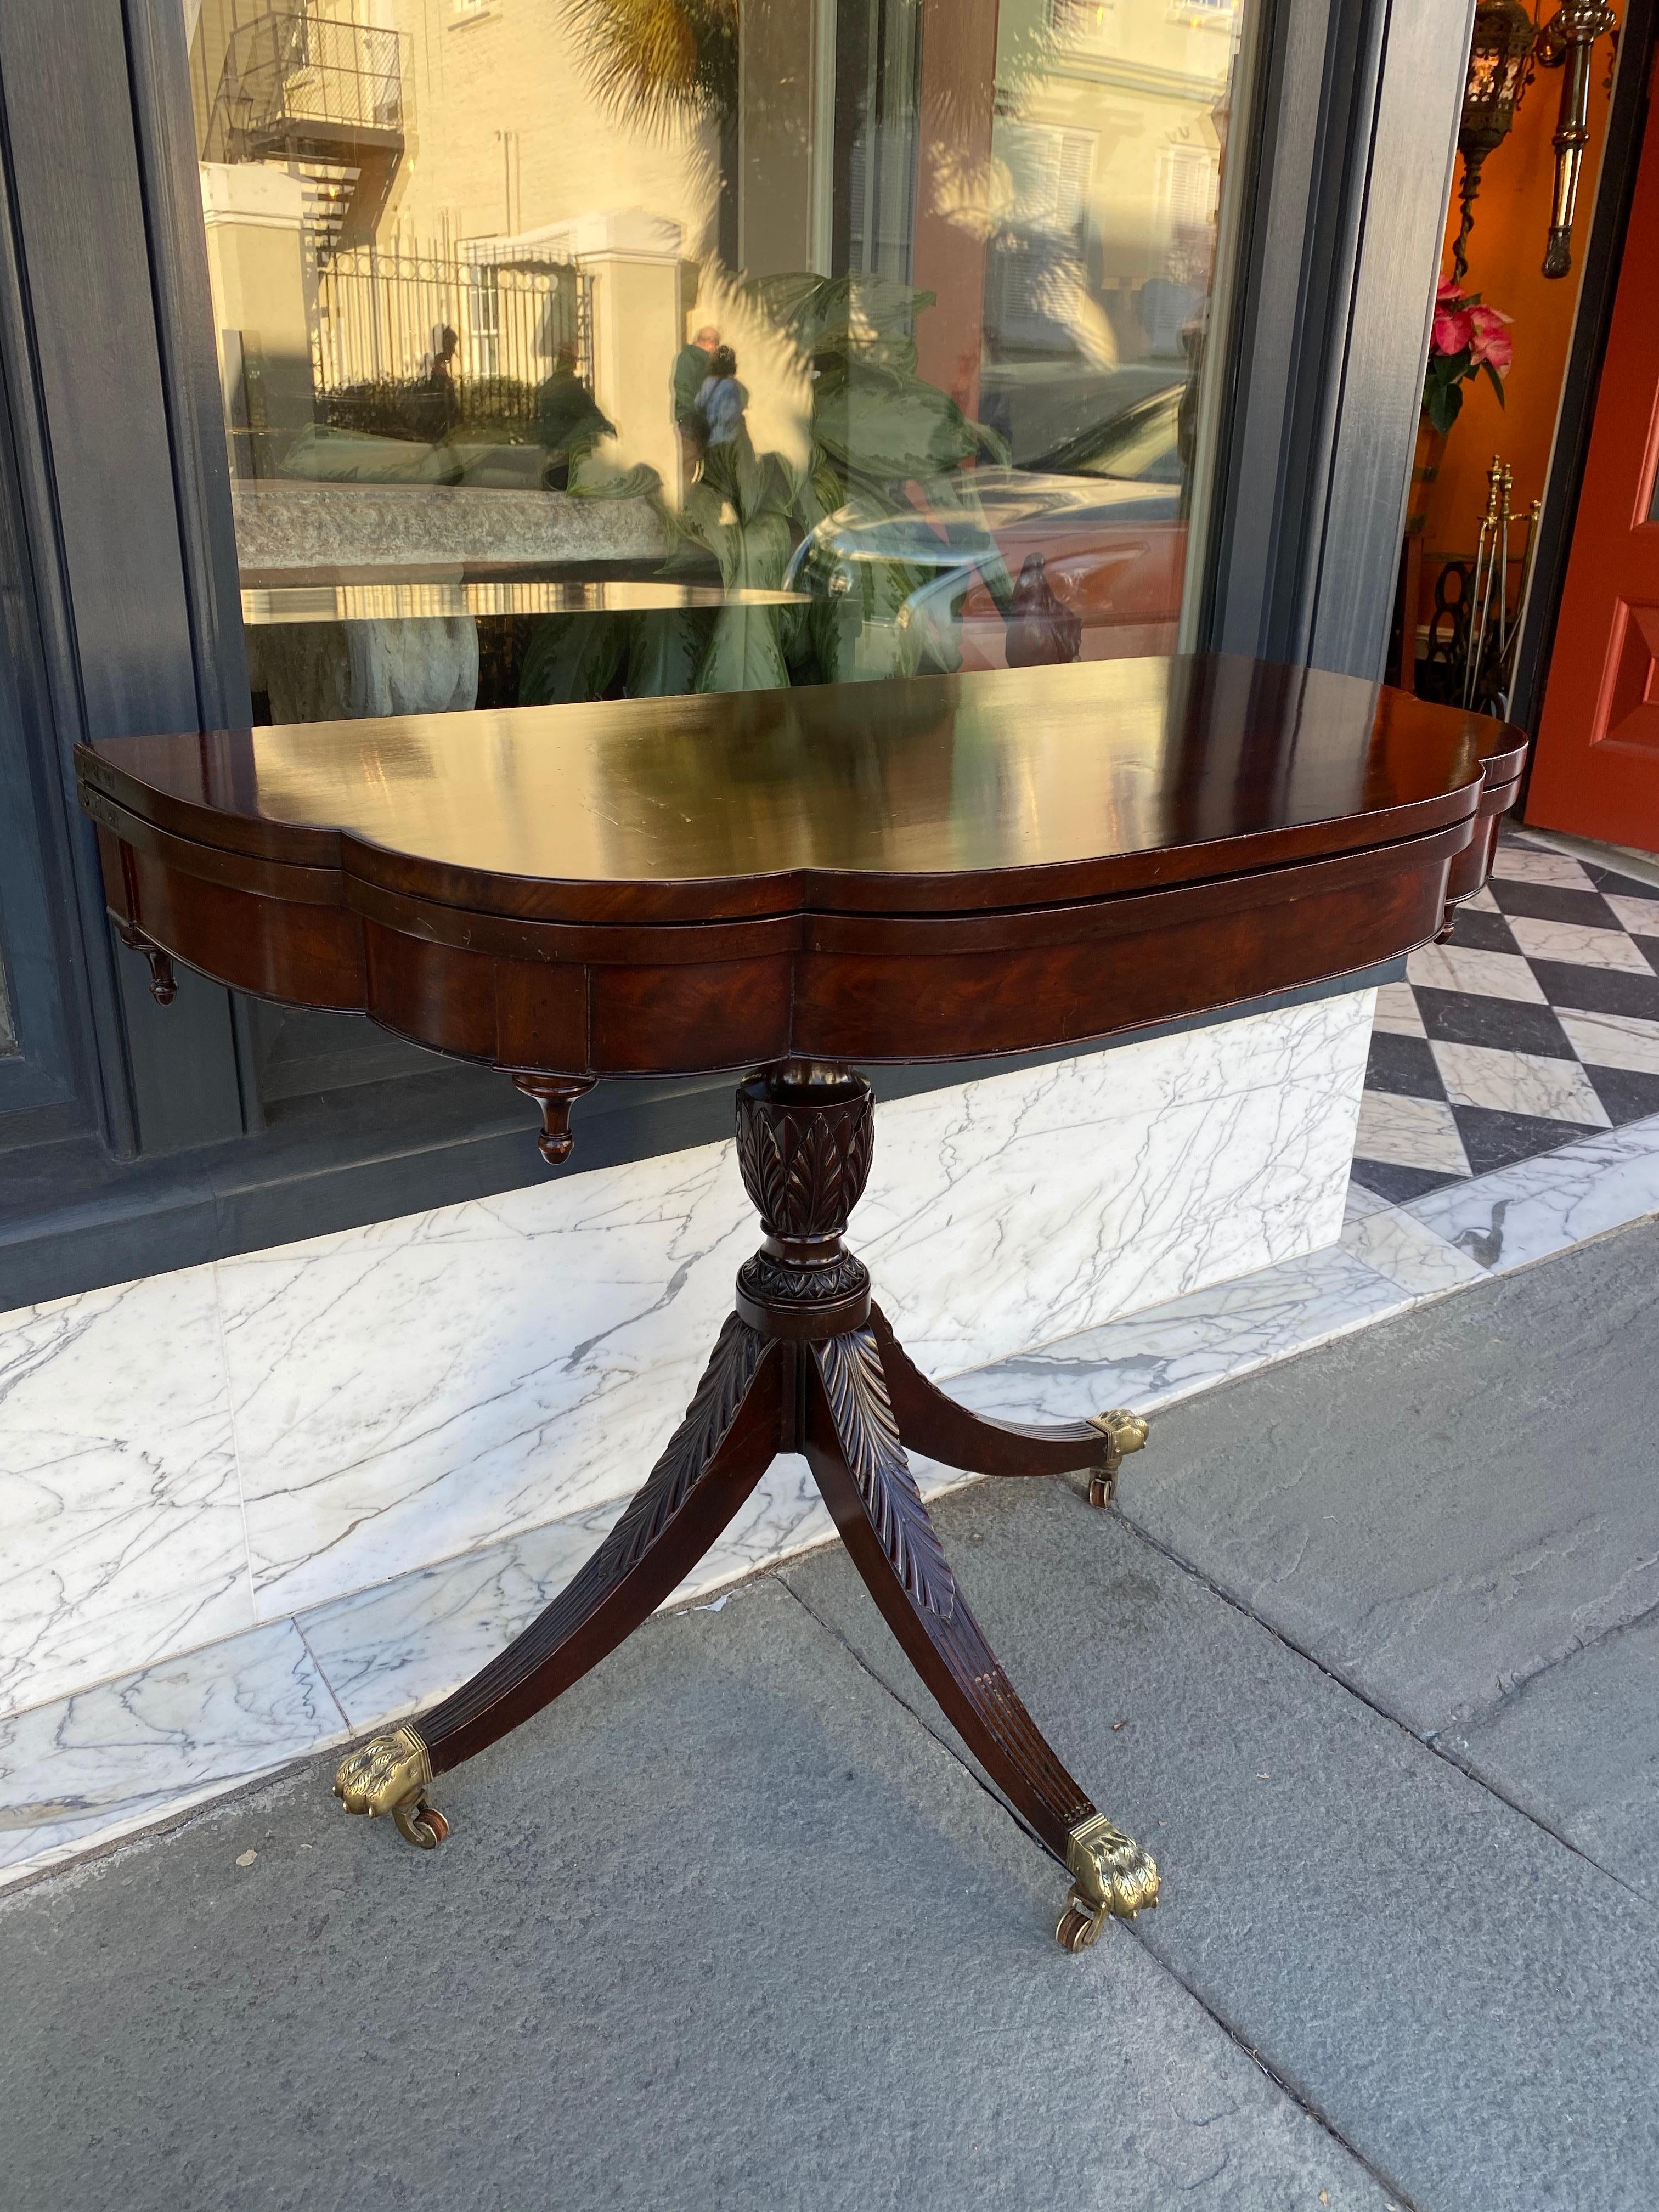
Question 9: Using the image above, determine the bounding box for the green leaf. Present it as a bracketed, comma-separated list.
[695, 603, 791, 692]
[673, 433, 798, 590]
[567, 454, 664, 501]
[778, 596, 816, 680]
[517, 611, 627, 704]
[625, 607, 714, 696]
[1423, 379, 1464, 436]
[798, 453, 849, 534]
[742, 272, 938, 366]
[812, 359, 985, 481]
[1482, 360, 1506, 406]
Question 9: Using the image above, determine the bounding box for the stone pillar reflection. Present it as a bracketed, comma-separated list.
[913, 0, 1001, 420]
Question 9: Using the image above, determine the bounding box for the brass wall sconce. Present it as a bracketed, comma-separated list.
[1453, 0, 1538, 284]
[1537, 0, 1618, 277]
[1452, 0, 1617, 287]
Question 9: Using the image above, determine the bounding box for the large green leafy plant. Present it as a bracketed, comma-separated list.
[518, 271, 1010, 704]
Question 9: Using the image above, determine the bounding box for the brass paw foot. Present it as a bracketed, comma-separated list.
[1055, 1811, 1160, 1951]
[1084, 1409, 1149, 1506]
[332, 1724, 447, 1850]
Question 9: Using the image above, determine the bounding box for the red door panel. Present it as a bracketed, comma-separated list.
[1528, 77, 1659, 849]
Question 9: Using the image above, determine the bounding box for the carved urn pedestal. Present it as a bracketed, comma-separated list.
[334, 1060, 1158, 1949]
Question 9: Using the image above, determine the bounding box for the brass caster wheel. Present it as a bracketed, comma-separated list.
[1056, 1898, 1104, 1953]
[392, 1794, 449, 1850]
[1085, 1409, 1149, 1506]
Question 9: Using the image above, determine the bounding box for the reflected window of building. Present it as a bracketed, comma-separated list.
[182, 0, 1254, 724]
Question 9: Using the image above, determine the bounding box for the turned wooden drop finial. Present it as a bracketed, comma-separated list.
[114, 919, 178, 1005]
[510, 1073, 596, 1165]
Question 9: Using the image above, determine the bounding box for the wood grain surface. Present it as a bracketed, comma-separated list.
[77, 656, 1525, 1079]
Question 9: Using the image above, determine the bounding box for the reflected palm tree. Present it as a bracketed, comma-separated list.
[560, 0, 737, 136]
[539, 4, 1013, 702]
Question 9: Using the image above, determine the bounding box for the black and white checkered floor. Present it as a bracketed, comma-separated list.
[1354, 830, 1659, 1205]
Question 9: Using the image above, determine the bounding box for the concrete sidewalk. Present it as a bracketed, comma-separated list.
[5, 1219, 1658, 2211]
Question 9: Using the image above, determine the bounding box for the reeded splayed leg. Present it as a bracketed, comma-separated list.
[799, 1327, 1159, 1949]
[335, 1051, 1160, 1945]
[333, 1313, 783, 1847]
[731, 1060, 1158, 1950]
[870, 1305, 1149, 1505]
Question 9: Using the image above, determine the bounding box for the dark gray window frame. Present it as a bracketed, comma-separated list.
[0, 0, 1474, 1304]
[1206, 0, 1475, 675]
[0, 396, 80, 1135]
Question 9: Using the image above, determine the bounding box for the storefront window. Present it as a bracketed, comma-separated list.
[183, 0, 1254, 722]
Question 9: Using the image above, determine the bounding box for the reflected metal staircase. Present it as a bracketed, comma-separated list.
[203, 7, 408, 261]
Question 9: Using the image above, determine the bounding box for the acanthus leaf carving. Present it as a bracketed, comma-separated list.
[736, 1080, 874, 1239]
[611, 1313, 766, 1575]
[813, 1328, 956, 1621]
[737, 1251, 870, 1307]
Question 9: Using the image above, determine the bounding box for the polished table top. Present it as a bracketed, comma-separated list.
[81, 655, 1508, 924]
[77, 657, 1524, 1074]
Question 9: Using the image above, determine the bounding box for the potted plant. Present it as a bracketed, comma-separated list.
[1411, 275, 1514, 531]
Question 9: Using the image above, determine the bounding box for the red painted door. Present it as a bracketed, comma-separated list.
[1528, 87, 1659, 851]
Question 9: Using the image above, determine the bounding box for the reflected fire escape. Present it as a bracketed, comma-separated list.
[202, 7, 408, 267]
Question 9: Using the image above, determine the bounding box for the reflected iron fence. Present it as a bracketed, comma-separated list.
[314, 246, 589, 402]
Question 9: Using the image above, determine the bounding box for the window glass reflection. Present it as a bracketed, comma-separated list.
[184, 0, 1250, 721]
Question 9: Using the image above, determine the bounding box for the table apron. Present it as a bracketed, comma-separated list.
[95, 803, 1469, 1078]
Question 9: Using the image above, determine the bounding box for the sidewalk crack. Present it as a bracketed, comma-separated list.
[769, 1568, 1424, 2212]
[1116, 1508, 1658, 1919]
[1448, 1582, 1659, 1729]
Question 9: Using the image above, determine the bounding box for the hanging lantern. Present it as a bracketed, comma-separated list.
[1451, 0, 1539, 284]
[1536, 0, 1618, 278]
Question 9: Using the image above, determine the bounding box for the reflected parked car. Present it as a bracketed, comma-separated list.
[788, 381, 1188, 672]
[977, 359, 1183, 466]
[1023, 382, 1186, 485]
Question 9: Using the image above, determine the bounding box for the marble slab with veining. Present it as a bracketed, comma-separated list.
[2, 1002, 1369, 1732]
[0, 1269, 251, 1718]
[220, 992, 1375, 1626]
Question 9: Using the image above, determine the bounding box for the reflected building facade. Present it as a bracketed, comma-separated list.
[182, 0, 1248, 716]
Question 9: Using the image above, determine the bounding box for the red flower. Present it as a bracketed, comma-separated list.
[1424, 274, 1514, 430]
[1467, 303, 1514, 375]
[1432, 305, 1475, 357]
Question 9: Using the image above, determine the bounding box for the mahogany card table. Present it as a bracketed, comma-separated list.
[76, 655, 1522, 1949]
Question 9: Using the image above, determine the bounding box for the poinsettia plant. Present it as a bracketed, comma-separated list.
[1423, 276, 1514, 434]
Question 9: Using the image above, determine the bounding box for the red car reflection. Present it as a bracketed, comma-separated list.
[788, 383, 1188, 671]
